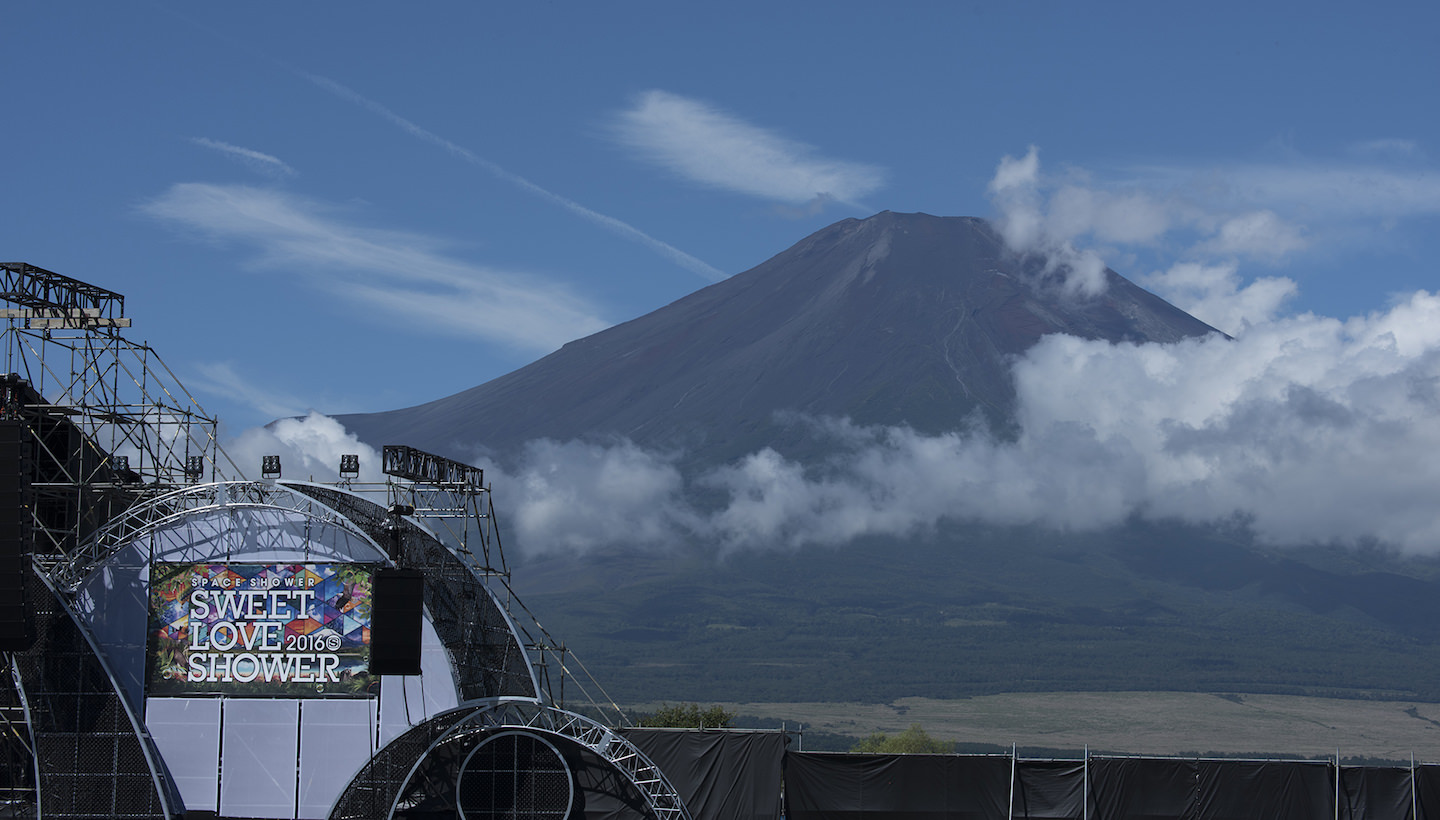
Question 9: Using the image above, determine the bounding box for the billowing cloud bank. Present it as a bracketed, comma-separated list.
[248, 148, 1440, 557]
[487, 151, 1440, 555]
[264, 283, 1440, 558]
[225, 412, 382, 484]
[480, 289, 1440, 555]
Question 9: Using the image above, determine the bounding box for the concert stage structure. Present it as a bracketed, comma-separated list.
[12, 261, 1440, 820]
[0, 263, 692, 819]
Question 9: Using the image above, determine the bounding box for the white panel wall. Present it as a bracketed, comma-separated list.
[297, 699, 378, 818]
[378, 632, 459, 747]
[145, 698, 221, 813]
[219, 699, 301, 819]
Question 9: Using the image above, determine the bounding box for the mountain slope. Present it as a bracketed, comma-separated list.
[508, 519, 1440, 706]
[337, 212, 1218, 465]
[333, 211, 1440, 709]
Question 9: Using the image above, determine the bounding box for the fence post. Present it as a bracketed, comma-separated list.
[1009, 744, 1016, 820]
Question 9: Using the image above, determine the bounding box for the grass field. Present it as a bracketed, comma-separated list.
[630, 693, 1440, 761]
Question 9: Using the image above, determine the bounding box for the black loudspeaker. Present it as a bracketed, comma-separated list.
[370, 568, 424, 676]
[0, 420, 32, 651]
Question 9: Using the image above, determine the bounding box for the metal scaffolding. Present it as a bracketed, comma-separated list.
[0, 262, 239, 562]
[0, 262, 635, 818]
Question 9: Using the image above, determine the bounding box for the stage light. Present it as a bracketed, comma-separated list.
[388, 503, 416, 517]
[261, 455, 281, 479]
[185, 455, 204, 482]
[339, 454, 359, 478]
[113, 455, 128, 474]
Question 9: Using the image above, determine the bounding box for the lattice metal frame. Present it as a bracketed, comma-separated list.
[284, 478, 627, 721]
[39, 481, 375, 593]
[332, 698, 690, 820]
[308, 451, 621, 720]
[6, 566, 177, 818]
[0, 263, 241, 564]
[0, 264, 126, 323]
[336, 445, 508, 577]
[456, 730, 575, 820]
[0, 263, 643, 818]
[285, 483, 541, 703]
[0, 652, 38, 812]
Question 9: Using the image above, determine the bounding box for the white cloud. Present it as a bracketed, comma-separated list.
[1349, 138, 1422, 160]
[245, 277, 1440, 558]
[191, 361, 308, 420]
[227, 145, 1440, 560]
[1139, 262, 1297, 335]
[1001, 298, 1440, 550]
[1234, 165, 1440, 218]
[986, 147, 1113, 298]
[985, 145, 1440, 290]
[986, 149, 1314, 294]
[1122, 159, 1440, 224]
[988, 145, 1040, 196]
[611, 90, 885, 209]
[1194, 210, 1307, 260]
[1047, 185, 1173, 245]
[500, 439, 700, 555]
[140, 183, 611, 352]
[301, 73, 726, 282]
[226, 412, 382, 483]
[405, 288, 1440, 558]
[190, 137, 296, 178]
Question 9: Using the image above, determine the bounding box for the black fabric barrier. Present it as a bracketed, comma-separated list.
[620, 728, 787, 820]
[648, 738, 1440, 820]
[1339, 765, 1413, 820]
[1090, 757, 1198, 820]
[1416, 764, 1440, 820]
[784, 752, 1010, 820]
[1013, 760, 1084, 819]
[1192, 760, 1332, 820]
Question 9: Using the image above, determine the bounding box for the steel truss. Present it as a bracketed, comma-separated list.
[40, 481, 375, 593]
[0, 263, 126, 327]
[1, 262, 239, 561]
[4, 565, 177, 818]
[388, 698, 690, 820]
[0, 652, 37, 811]
[324, 446, 619, 717]
[0, 263, 642, 816]
[315, 456, 627, 722]
[282, 482, 542, 704]
[356, 444, 510, 576]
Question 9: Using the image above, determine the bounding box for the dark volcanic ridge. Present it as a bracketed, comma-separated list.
[332, 212, 1440, 708]
[337, 212, 1218, 467]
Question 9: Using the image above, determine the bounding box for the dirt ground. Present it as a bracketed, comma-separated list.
[639, 693, 1440, 761]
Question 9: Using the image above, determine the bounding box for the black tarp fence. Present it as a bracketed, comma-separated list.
[606, 731, 1440, 820]
[782, 752, 1011, 820]
[619, 728, 788, 820]
[784, 753, 1440, 820]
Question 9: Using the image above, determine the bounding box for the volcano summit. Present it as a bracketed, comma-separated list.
[337, 212, 1219, 466]
[333, 212, 1440, 708]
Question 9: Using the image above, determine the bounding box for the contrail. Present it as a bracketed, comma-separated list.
[301, 72, 728, 282]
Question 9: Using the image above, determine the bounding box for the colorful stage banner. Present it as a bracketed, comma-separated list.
[147, 562, 376, 697]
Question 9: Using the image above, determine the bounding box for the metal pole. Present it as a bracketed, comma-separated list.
[1084, 745, 1089, 820]
[1009, 743, 1016, 820]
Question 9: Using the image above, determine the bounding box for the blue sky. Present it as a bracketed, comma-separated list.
[10, 4, 1440, 554]
[7, 2, 1436, 431]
